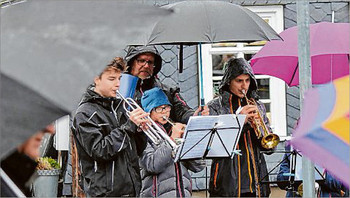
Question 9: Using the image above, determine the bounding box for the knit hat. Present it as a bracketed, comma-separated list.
[141, 87, 171, 113]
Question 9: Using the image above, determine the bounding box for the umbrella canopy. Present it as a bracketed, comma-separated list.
[251, 22, 350, 86]
[0, 0, 171, 157]
[132, 0, 281, 106]
[135, 0, 281, 45]
[290, 76, 349, 187]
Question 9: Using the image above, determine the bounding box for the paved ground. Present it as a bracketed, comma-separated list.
[193, 186, 286, 197]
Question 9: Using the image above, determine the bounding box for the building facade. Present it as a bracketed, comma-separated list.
[149, 0, 349, 190]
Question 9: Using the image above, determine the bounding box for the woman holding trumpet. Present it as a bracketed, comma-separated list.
[139, 87, 205, 197]
[207, 58, 278, 197]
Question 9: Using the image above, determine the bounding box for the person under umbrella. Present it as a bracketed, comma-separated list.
[1, 124, 55, 197]
[207, 58, 275, 197]
[124, 45, 209, 127]
[139, 87, 205, 197]
[71, 57, 149, 197]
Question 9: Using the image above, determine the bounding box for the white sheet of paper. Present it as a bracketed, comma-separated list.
[175, 114, 246, 161]
[207, 114, 246, 157]
[295, 153, 324, 180]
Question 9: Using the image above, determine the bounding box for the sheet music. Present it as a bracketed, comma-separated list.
[185, 115, 218, 130]
[294, 152, 324, 180]
[175, 114, 246, 161]
[177, 129, 212, 160]
[175, 116, 218, 161]
[207, 114, 246, 157]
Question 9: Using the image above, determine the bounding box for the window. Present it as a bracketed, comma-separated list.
[199, 5, 288, 138]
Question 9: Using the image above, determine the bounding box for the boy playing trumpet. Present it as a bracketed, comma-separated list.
[140, 87, 205, 197]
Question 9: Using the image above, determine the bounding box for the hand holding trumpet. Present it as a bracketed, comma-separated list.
[129, 108, 150, 131]
[162, 116, 186, 143]
[239, 105, 259, 124]
[170, 123, 186, 139]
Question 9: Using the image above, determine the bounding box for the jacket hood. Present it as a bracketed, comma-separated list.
[125, 45, 162, 77]
[219, 58, 258, 98]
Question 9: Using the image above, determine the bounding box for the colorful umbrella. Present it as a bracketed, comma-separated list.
[250, 22, 350, 86]
[290, 75, 349, 187]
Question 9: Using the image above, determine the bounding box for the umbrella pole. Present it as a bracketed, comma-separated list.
[198, 43, 205, 111]
[297, 1, 315, 197]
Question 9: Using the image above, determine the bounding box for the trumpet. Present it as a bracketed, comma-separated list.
[241, 90, 280, 149]
[116, 90, 178, 151]
[162, 116, 185, 145]
[162, 116, 186, 131]
[297, 182, 319, 197]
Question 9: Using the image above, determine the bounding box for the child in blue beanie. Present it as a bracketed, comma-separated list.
[141, 87, 185, 135]
[140, 87, 205, 197]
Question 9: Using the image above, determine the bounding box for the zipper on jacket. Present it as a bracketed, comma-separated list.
[152, 175, 157, 197]
[111, 101, 118, 120]
[175, 163, 183, 198]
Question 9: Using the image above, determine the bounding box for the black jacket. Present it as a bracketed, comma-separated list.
[207, 58, 271, 197]
[1, 150, 37, 197]
[71, 87, 142, 197]
[208, 91, 271, 197]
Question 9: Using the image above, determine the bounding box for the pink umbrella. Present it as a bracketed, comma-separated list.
[250, 22, 349, 86]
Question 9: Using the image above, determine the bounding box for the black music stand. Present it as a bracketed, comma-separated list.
[260, 149, 325, 197]
[174, 114, 246, 162]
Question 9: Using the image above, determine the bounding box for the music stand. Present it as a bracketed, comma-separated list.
[260, 149, 325, 197]
[174, 114, 246, 162]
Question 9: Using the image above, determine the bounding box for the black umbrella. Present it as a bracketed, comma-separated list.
[133, 1, 281, 107]
[137, 1, 281, 45]
[0, 0, 171, 157]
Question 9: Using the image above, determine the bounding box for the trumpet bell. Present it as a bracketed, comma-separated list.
[261, 133, 280, 149]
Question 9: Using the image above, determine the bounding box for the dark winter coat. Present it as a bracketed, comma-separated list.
[1, 150, 37, 197]
[207, 58, 271, 197]
[125, 46, 195, 124]
[71, 87, 142, 197]
[140, 137, 205, 197]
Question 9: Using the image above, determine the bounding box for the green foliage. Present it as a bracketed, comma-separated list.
[36, 157, 60, 170]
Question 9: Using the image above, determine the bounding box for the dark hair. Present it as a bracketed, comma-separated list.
[98, 57, 126, 78]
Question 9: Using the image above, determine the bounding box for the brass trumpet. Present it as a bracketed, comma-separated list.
[297, 182, 319, 197]
[162, 116, 186, 131]
[162, 116, 185, 145]
[116, 90, 178, 151]
[241, 90, 280, 149]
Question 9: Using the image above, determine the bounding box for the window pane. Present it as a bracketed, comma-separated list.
[256, 78, 269, 99]
[244, 54, 254, 61]
[212, 54, 235, 72]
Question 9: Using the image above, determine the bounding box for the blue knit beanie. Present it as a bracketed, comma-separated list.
[141, 87, 171, 113]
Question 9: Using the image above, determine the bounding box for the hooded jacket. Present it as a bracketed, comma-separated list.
[71, 87, 142, 197]
[125, 46, 194, 124]
[207, 58, 271, 197]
